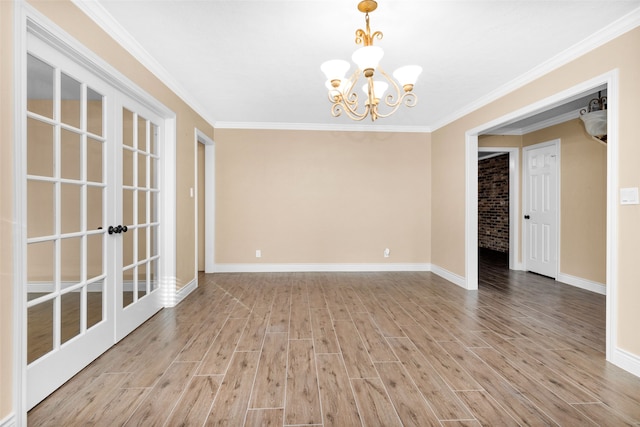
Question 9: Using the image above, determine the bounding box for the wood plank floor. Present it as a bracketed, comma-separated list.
[29, 251, 640, 426]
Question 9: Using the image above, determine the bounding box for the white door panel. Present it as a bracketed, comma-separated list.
[523, 141, 559, 278]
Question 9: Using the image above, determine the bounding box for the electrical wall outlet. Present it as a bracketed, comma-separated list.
[384, 248, 390, 258]
[255, 249, 262, 258]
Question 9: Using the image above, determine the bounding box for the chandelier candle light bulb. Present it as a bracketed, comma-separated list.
[320, 0, 423, 121]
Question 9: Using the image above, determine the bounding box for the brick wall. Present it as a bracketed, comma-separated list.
[478, 154, 509, 253]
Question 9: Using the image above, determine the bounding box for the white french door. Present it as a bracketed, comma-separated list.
[523, 140, 559, 278]
[24, 33, 163, 409]
[115, 99, 163, 340]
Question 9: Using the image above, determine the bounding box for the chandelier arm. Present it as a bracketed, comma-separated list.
[336, 99, 370, 121]
[377, 67, 403, 108]
[374, 93, 418, 119]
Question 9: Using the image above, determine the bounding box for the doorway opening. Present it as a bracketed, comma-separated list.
[465, 71, 617, 365]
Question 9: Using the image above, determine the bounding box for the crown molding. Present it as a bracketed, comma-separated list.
[70, 0, 216, 125]
[490, 108, 581, 136]
[431, 6, 640, 132]
[213, 121, 432, 133]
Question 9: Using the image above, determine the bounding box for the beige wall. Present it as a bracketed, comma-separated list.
[524, 119, 607, 284]
[432, 27, 640, 356]
[215, 129, 431, 264]
[1, 0, 14, 418]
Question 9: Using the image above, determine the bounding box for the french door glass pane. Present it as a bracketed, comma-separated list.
[150, 225, 158, 257]
[87, 87, 103, 136]
[27, 118, 55, 177]
[122, 188, 134, 227]
[122, 108, 134, 147]
[86, 233, 103, 279]
[60, 291, 81, 345]
[123, 227, 134, 268]
[27, 180, 55, 238]
[60, 129, 81, 181]
[137, 263, 147, 298]
[27, 54, 54, 119]
[86, 185, 103, 231]
[150, 192, 158, 222]
[150, 123, 158, 155]
[138, 153, 147, 188]
[138, 190, 147, 225]
[61, 237, 82, 288]
[28, 299, 54, 363]
[87, 138, 103, 183]
[138, 226, 147, 262]
[60, 183, 81, 234]
[123, 267, 134, 308]
[27, 240, 55, 299]
[137, 115, 146, 151]
[150, 157, 158, 189]
[122, 148, 134, 187]
[60, 73, 81, 128]
[87, 280, 103, 329]
[150, 259, 158, 292]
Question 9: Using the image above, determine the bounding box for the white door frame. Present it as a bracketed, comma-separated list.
[477, 147, 521, 270]
[13, 4, 177, 423]
[465, 70, 619, 370]
[522, 139, 560, 278]
[194, 129, 215, 274]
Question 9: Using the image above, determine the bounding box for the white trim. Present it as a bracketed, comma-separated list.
[492, 109, 582, 136]
[169, 278, 198, 308]
[0, 413, 16, 427]
[478, 147, 521, 271]
[13, 2, 28, 425]
[195, 130, 216, 273]
[556, 273, 606, 295]
[213, 121, 431, 134]
[605, 70, 620, 364]
[70, 0, 213, 126]
[159, 115, 177, 309]
[522, 139, 561, 279]
[430, 264, 467, 289]
[465, 70, 623, 375]
[214, 263, 431, 273]
[611, 347, 640, 379]
[432, 7, 640, 131]
[465, 134, 479, 290]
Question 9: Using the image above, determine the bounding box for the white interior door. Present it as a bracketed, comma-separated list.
[115, 99, 163, 340]
[24, 40, 115, 409]
[523, 140, 559, 278]
[24, 34, 163, 409]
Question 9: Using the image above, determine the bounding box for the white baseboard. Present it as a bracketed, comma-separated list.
[213, 263, 432, 273]
[168, 278, 198, 307]
[429, 264, 467, 289]
[556, 273, 606, 295]
[611, 347, 640, 379]
[0, 413, 15, 427]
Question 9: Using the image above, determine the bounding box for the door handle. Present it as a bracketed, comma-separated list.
[108, 225, 128, 234]
[524, 215, 530, 219]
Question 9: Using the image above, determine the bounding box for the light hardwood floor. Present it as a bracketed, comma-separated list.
[28, 251, 640, 426]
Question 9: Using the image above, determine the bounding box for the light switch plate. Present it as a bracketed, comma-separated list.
[620, 187, 639, 205]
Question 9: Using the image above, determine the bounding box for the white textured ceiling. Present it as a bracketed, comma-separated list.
[82, 0, 640, 131]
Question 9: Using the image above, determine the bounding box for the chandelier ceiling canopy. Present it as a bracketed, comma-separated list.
[321, 0, 423, 122]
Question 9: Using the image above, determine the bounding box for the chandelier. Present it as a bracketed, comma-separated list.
[320, 0, 422, 122]
[579, 91, 607, 143]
